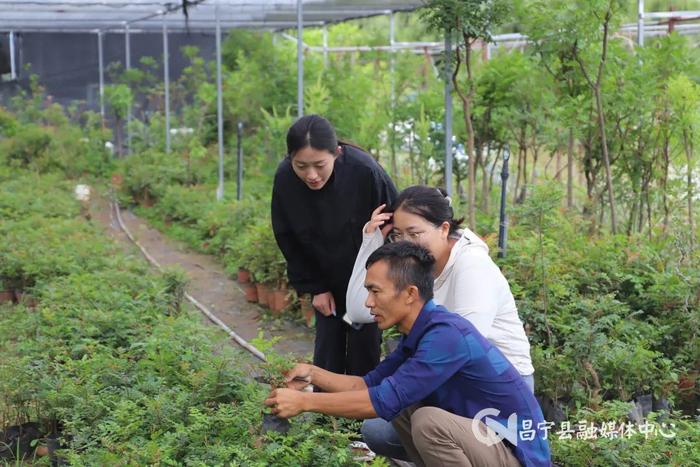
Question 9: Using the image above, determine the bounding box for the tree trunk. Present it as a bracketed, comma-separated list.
[465, 93, 476, 228]
[530, 140, 540, 186]
[115, 116, 124, 158]
[574, 6, 616, 232]
[567, 128, 574, 209]
[645, 179, 653, 240]
[514, 146, 523, 204]
[597, 192, 605, 234]
[480, 144, 490, 213]
[594, 85, 617, 233]
[684, 130, 695, 248]
[390, 120, 398, 182]
[637, 187, 645, 234]
[408, 125, 416, 184]
[555, 150, 562, 181]
[488, 145, 502, 196]
[662, 131, 670, 231]
[626, 187, 637, 236]
[451, 37, 476, 228]
[519, 146, 529, 203]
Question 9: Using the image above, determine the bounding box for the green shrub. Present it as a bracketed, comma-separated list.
[0, 106, 18, 138]
[1, 123, 53, 168]
[118, 150, 188, 204]
[0, 166, 360, 465]
[231, 218, 287, 286]
[0, 173, 80, 220]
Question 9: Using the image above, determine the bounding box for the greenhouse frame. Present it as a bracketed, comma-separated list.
[2, 1, 699, 197]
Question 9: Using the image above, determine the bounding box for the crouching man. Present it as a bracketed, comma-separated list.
[264, 242, 551, 467]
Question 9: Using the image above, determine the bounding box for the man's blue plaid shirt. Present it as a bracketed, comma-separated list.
[363, 300, 551, 467]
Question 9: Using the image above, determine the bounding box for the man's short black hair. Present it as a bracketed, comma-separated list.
[365, 241, 435, 302]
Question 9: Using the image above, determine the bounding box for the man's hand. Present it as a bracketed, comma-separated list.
[264, 388, 306, 418]
[285, 363, 313, 391]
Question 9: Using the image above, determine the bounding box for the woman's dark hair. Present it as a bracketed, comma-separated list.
[365, 241, 435, 302]
[286, 115, 337, 158]
[391, 185, 464, 236]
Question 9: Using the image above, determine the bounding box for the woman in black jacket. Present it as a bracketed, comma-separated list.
[271, 115, 398, 376]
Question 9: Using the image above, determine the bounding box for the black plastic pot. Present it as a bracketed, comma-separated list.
[652, 397, 671, 413]
[0, 422, 42, 460]
[637, 393, 653, 416]
[262, 413, 290, 434]
[47, 434, 66, 467]
[536, 395, 566, 424]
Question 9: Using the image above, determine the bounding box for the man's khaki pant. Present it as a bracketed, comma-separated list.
[391, 405, 522, 467]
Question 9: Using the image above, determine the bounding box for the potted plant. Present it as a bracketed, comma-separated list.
[299, 294, 315, 327]
[0, 279, 12, 304]
[243, 281, 258, 303]
[255, 282, 272, 308]
[246, 221, 286, 310]
[230, 225, 260, 303]
[237, 268, 251, 284]
[267, 251, 291, 315]
[249, 253, 272, 308]
[250, 333, 297, 434]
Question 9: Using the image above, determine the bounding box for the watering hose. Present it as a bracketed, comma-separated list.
[110, 197, 267, 362]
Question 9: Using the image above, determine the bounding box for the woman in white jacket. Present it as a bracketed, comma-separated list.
[351, 186, 535, 462]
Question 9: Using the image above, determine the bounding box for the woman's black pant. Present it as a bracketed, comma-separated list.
[313, 310, 381, 377]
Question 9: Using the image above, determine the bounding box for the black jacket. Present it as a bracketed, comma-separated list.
[271, 145, 397, 312]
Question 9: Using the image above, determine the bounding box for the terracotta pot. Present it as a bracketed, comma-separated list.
[270, 288, 291, 315]
[299, 295, 315, 327]
[138, 190, 154, 207]
[678, 371, 698, 391]
[237, 268, 251, 284]
[14, 291, 38, 308]
[35, 444, 50, 457]
[111, 173, 124, 189]
[243, 283, 258, 303]
[255, 283, 272, 307]
[0, 290, 13, 304]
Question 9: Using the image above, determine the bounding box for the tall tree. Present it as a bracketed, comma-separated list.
[570, 0, 625, 233]
[668, 74, 700, 248]
[421, 0, 510, 229]
[524, 0, 625, 231]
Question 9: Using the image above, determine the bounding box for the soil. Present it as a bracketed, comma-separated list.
[89, 192, 314, 360]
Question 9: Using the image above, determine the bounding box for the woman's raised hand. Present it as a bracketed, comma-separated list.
[312, 291, 336, 317]
[364, 204, 393, 237]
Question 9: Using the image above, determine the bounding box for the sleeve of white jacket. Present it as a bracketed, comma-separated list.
[447, 250, 501, 337]
[345, 227, 385, 324]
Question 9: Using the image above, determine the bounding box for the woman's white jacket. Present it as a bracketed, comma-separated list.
[345, 227, 534, 376]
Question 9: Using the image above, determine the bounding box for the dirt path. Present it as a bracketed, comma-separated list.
[90, 193, 314, 359]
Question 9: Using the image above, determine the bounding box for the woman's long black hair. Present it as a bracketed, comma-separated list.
[391, 186, 464, 236]
[286, 115, 365, 158]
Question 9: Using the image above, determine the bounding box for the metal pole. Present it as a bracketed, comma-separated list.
[444, 30, 453, 197]
[237, 122, 243, 201]
[296, 0, 304, 118]
[389, 11, 395, 104]
[125, 23, 132, 155]
[9, 31, 16, 80]
[497, 146, 510, 258]
[389, 11, 397, 179]
[162, 15, 171, 153]
[637, 0, 645, 47]
[97, 31, 105, 121]
[322, 25, 328, 68]
[215, 1, 225, 201]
